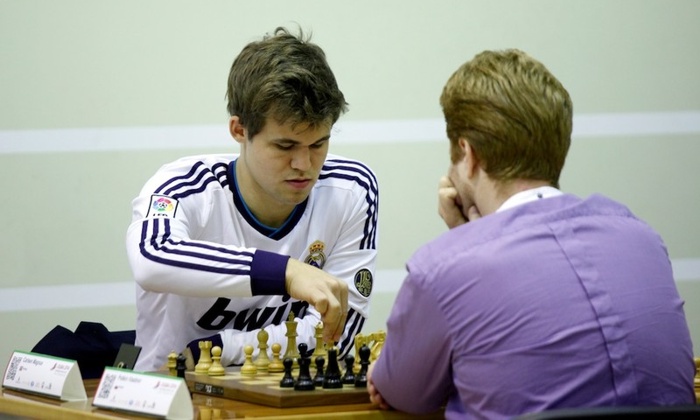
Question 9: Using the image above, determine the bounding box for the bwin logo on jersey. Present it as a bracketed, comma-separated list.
[148, 194, 178, 218]
[304, 240, 326, 269]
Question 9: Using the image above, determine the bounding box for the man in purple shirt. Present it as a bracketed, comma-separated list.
[367, 49, 695, 419]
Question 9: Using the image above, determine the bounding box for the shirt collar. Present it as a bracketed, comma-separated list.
[496, 186, 563, 213]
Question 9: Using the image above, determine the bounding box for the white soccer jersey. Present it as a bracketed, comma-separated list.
[126, 154, 379, 371]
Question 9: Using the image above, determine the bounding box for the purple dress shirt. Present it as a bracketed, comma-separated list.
[372, 194, 695, 419]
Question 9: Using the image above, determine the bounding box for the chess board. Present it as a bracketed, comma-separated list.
[185, 367, 370, 408]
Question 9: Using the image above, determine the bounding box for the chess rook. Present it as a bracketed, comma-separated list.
[195, 340, 213, 374]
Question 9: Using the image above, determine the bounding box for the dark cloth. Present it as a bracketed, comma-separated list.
[31, 321, 135, 379]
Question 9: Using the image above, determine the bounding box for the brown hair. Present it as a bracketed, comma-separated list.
[226, 27, 348, 139]
[440, 49, 572, 187]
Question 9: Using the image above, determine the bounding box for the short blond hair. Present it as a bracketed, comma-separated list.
[440, 49, 572, 188]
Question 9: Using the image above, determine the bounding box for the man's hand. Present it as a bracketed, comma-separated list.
[284, 258, 348, 344]
[438, 176, 469, 229]
[367, 362, 391, 410]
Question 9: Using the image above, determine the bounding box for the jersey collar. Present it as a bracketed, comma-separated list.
[227, 159, 308, 240]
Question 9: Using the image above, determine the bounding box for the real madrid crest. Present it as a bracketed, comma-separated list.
[304, 240, 326, 269]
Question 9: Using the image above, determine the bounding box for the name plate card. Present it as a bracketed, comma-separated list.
[93, 367, 193, 419]
[2, 350, 87, 401]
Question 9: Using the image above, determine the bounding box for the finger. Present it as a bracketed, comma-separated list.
[320, 280, 347, 343]
[438, 187, 458, 201]
[438, 175, 454, 189]
[317, 293, 341, 344]
[467, 205, 482, 222]
[335, 282, 349, 341]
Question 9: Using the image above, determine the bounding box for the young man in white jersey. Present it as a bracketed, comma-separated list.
[126, 27, 379, 372]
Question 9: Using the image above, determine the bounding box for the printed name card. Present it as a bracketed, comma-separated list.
[2, 350, 87, 401]
[93, 367, 193, 420]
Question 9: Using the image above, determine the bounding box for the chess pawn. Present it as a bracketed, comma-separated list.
[283, 312, 300, 369]
[268, 343, 284, 373]
[313, 356, 325, 387]
[176, 353, 187, 378]
[195, 340, 213, 374]
[208, 346, 225, 376]
[279, 357, 295, 388]
[241, 344, 257, 375]
[254, 329, 271, 372]
[167, 350, 178, 376]
[353, 333, 368, 374]
[342, 354, 356, 385]
[322, 347, 342, 389]
[354, 344, 370, 387]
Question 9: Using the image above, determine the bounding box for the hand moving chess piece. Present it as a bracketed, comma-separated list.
[354, 344, 370, 387]
[208, 346, 225, 376]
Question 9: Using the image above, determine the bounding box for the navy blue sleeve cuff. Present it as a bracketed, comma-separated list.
[249, 250, 289, 295]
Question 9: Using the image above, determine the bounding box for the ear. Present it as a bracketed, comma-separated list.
[229, 116, 247, 145]
[459, 137, 479, 178]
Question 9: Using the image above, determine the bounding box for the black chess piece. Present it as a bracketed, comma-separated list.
[279, 357, 296, 388]
[322, 347, 342, 389]
[313, 356, 325, 387]
[341, 354, 356, 385]
[294, 344, 315, 391]
[354, 344, 370, 388]
[176, 353, 187, 379]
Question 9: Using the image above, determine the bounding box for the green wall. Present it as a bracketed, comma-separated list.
[1, 0, 699, 375]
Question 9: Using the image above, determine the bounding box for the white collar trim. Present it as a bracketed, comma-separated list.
[496, 186, 563, 213]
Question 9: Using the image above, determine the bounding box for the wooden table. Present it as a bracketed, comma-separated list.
[0, 379, 443, 419]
